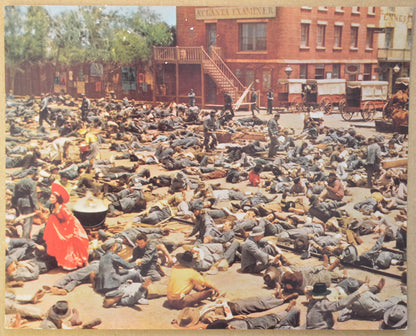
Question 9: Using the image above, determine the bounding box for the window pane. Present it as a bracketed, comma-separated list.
[384, 28, 393, 48]
[300, 64, 308, 78]
[333, 64, 340, 78]
[350, 27, 358, 48]
[262, 70, 271, 90]
[407, 29, 412, 49]
[246, 69, 255, 86]
[301, 24, 309, 47]
[256, 24, 267, 50]
[334, 26, 342, 47]
[315, 64, 325, 79]
[364, 64, 372, 80]
[366, 29, 374, 48]
[240, 23, 266, 51]
[317, 25, 326, 47]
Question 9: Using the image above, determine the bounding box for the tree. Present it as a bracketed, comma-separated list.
[23, 6, 51, 62]
[4, 6, 26, 92]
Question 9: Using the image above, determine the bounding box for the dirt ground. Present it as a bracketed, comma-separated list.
[5, 108, 407, 330]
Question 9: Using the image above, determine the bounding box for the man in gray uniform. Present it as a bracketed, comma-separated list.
[365, 137, 382, 188]
[12, 170, 39, 239]
[268, 113, 280, 158]
[203, 110, 219, 152]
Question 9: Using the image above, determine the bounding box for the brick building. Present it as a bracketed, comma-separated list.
[377, 7, 413, 93]
[153, 6, 382, 108]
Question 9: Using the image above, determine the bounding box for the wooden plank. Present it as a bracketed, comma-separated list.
[234, 81, 254, 111]
[382, 158, 408, 169]
[232, 132, 267, 141]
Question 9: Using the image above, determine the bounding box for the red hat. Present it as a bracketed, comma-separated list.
[51, 182, 70, 203]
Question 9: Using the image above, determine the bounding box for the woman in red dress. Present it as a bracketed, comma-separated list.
[248, 164, 262, 187]
[43, 182, 89, 270]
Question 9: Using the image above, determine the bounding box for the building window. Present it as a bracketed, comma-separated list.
[334, 26, 343, 48]
[246, 69, 255, 86]
[318, 6, 328, 12]
[368, 7, 375, 15]
[315, 64, 325, 79]
[317, 25, 326, 47]
[335, 7, 344, 13]
[121, 67, 137, 90]
[235, 69, 242, 82]
[262, 70, 272, 90]
[300, 64, 308, 79]
[366, 28, 374, 49]
[352, 7, 360, 14]
[350, 26, 359, 49]
[301, 23, 310, 47]
[332, 64, 340, 78]
[206, 23, 217, 49]
[364, 64, 372, 80]
[407, 28, 412, 49]
[384, 28, 394, 48]
[239, 23, 266, 51]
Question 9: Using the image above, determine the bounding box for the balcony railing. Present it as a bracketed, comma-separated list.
[154, 46, 206, 63]
[378, 48, 411, 61]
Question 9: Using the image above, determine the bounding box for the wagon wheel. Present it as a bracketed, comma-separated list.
[339, 99, 353, 121]
[289, 96, 305, 113]
[320, 97, 333, 114]
[361, 101, 376, 121]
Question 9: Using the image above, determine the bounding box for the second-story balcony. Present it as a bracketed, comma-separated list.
[154, 46, 207, 64]
[378, 48, 411, 61]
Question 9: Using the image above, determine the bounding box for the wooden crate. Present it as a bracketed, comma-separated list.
[216, 131, 233, 143]
[375, 119, 394, 133]
[233, 132, 267, 142]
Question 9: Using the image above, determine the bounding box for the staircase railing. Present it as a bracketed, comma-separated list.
[200, 47, 235, 89]
[209, 47, 245, 92]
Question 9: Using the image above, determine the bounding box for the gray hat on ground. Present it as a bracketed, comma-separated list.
[47, 300, 71, 320]
[380, 301, 407, 329]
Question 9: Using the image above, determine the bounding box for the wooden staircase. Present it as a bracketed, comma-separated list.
[153, 46, 250, 108]
[201, 47, 245, 105]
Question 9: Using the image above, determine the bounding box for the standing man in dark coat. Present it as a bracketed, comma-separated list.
[268, 113, 281, 158]
[12, 170, 39, 239]
[267, 88, 274, 114]
[221, 91, 234, 117]
[250, 88, 260, 117]
[39, 93, 52, 128]
[188, 89, 196, 107]
[203, 110, 219, 152]
[80, 93, 91, 123]
[365, 137, 382, 188]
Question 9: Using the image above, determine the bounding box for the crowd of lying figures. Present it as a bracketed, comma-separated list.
[4, 92, 408, 329]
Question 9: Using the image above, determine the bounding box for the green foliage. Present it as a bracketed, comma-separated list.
[23, 6, 51, 62]
[5, 5, 174, 69]
[111, 29, 149, 65]
[5, 6, 26, 66]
